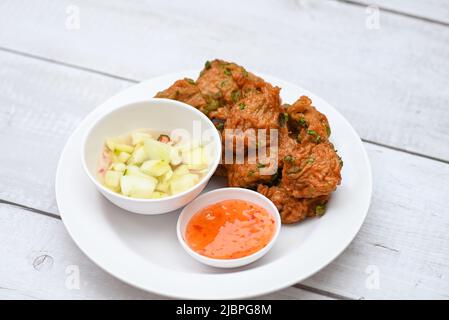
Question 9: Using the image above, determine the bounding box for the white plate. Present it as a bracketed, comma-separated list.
[56, 71, 372, 299]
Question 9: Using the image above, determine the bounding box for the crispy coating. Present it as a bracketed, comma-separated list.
[286, 96, 331, 144]
[258, 185, 329, 224]
[281, 141, 342, 198]
[224, 82, 280, 150]
[155, 78, 207, 112]
[196, 59, 265, 108]
[226, 153, 278, 188]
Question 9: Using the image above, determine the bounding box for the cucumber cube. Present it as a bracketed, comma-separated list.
[140, 160, 171, 177]
[117, 151, 131, 163]
[132, 132, 152, 146]
[127, 146, 148, 165]
[170, 174, 199, 195]
[104, 170, 122, 191]
[111, 162, 127, 172]
[120, 175, 157, 198]
[144, 138, 172, 162]
[173, 164, 189, 177]
[150, 191, 168, 199]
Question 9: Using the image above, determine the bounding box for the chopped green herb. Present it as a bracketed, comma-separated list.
[315, 204, 326, 216]
[307, 130, 321, 143]
[231, 90, 241, 103]
[205, 60, 211, 70]
[242, 68, 248, 77]
[339, 158, 344, 167]
[326, 125, 331, 137]
[284, 155, 294, 162]
[239, 102, 246, 110]
[298, 117, 308, 128]
[306, 157, 315, 164]
[206, 99, 220, 111]
[224, 68, 232, 76]
[279, 113, 289, 127]
[220, 80, 227, 87]
[287, 166, 300, 174]
[213, 91, 222, 99]
[269, 168, 282, 186]
[248, 170, 255, 177]
[184, 78, 195, 85]
[257, 163, 266, 168]
[216, 122, 224, 131]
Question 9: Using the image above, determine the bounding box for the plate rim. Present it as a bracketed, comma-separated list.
[55, 71, 373, 299]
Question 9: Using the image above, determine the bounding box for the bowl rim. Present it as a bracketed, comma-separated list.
[176, 188, 281, 265]
[81, 98, 222, 203]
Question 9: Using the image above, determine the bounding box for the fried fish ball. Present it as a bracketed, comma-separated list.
[257, 185, 329, 224]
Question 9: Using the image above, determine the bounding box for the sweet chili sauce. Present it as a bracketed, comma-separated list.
[185, 199, 276, 259]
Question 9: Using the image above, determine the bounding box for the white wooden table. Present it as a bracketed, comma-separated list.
[1, 0, 448, 300]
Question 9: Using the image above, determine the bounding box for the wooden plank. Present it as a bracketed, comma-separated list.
[0, 0, 449, 160]
[1, 46, 449, 298]
[303, 143, 449, 299]
[345, 0, 449, 25]
[0, 204, 332, 300]
[0, 50, 132, 213]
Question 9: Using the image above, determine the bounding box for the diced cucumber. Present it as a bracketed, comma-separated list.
[132, 132, 152, 146]
[173, 164, 189, 177]
[118, 151, 131, 163]
[170, 147, 183, 166]
[120, 175, 157, 198]
[182, 147, 204, 164]
[140, 160, 171, 177]
[159, 168, 173, 183]
[115, 143, 134, 153]
[106, 139, 134, 153]
[183, 147, 210, 170]
[127, 146, 148, 165]
[170, 173, 199, 195]
[155, 180, 170, 193]
[144, 138, 172, 162]
[150, 191, 168, 199]
[124, 165, 150, 178]
[104, 170, 122, 191]
[111, 162, 127, 172]
[106, 139, 117, 151]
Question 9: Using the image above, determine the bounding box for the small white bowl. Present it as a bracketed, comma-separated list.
[81, 98, 222, 215]
[177, 188, 281, 268]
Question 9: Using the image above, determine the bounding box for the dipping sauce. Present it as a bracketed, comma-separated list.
[185, 199, 276, 259]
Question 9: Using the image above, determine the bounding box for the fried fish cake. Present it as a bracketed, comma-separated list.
[226, 153, 278, 188]
[196, 59, 265, 108]
[281, 141, 342, 198]
[286, 96, 331, 144]
[257, 185, 329, 224]
[154, 78, 208, 111]
[224, 82, 281, 150]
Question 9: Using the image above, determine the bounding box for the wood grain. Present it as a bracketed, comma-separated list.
[0, 47, 449, 299]
[0, 0, 449, 159]
[0, 204, 330, 300]
[344, 0, 449, 25]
